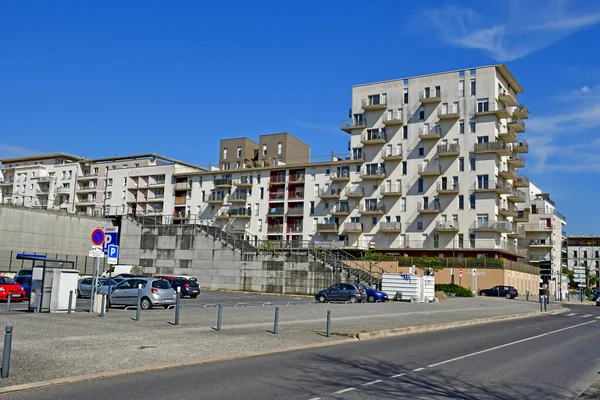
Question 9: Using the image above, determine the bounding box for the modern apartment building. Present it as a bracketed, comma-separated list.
[564, 236, 600, 276]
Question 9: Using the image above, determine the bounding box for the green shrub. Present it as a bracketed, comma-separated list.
[434, 284, 474, 297]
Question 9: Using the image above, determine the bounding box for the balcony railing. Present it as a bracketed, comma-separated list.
[507, 189, 526, 203]
[419, 89, 442, 103]
[498, 90, 518, 106]
[507, 225, 526, 238]
[436, 143, 460, 156]
[175, 182, 191, 190]
[381, 185, 402, 196]
[330, 204, 351, 215]
[418, 125, 442, 139]
[267, 225, 284, 234]
[473, 141, 511, 155]
[436, 182, 459, 194]
[507, 118, 526, 133]
[417, 202, 441, 213]
[340, 118, 367, 132]
[513, 140, 529, 153]
[235, 176, 253, 186]
[207, 194, 225, 203]
[214, 178, 233, 187]
[436, 221, 459, 231]
[230, 192, 248, 202]
[174, 197, 187, 205]
[379, 222, 402, 232]
[287, 208, 304, 216]
[319, 187, 342, 198]
[473, 101, 510, 118]
[498, 163, 517, 179]
[513, 105, 529, 119]
[268, 207, 285, 216]
[381, 146, 403, 160]
[529, 239, 552, 246]
[230, 208, 251, 217]
[331, 170, 351, 181]
[512, 176, 529, 187]
[437, 105, 460, 119]
[359, 203, 385, 214]
[288, 191, 304, 200]
[360, 167, 386, 179]
[513, 210, 529, 222]
[418, 164, 441, 175]
[37, 176, 53, 183]
[288, 224, 303, 233]
[499, 201, 517, 216]
[345, 186, 364, 197]
[470, 220, 512, 232]
[344, 222, 363, 232]
[523, 223, 553, 231]
[317, 223, 339, 232]
[269, 192, 286, 201]
[361, 130, 387, 144]
[361, 97, 387, 110]
[289, 174, 305, 183]
[529, 254, 551, 262]
[472, 180, 511, 194]
[508, 154, 526, 167]
[382, 111, 404, 125]
[55, 187, 71, 194]
[270, 175, 286, 184]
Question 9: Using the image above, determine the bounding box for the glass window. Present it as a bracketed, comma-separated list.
[152, 280, 173, 289]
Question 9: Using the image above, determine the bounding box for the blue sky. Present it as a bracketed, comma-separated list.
[1, 0, 600, 234]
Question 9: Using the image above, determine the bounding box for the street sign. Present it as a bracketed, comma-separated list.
[107, 245, 119, 265]
[91, 228, 105, 246]
[459, 268, 463, 277]
[103, 227, 119, 254]
[89, 249, 105, 258]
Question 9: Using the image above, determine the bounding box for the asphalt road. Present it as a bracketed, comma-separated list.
[4, 304, 599, 400]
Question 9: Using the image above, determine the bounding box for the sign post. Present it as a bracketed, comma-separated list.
[90, 228, 105, 313]
[102, 227, 119, 254]
[107, 245, 119, 265]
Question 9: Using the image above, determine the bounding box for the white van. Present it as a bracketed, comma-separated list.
[102, 265, 144, 278]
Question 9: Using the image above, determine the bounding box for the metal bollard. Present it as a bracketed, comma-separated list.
[1, 326, 13, 378]
[326, 310, 331, 337]
[216, 304, 223, 331]
[174, 287, 181, 326]
[526, 290, 529, 302]
[544, 296, 547, 312]
[100, 294, 105, 318]
[6, 295, 11, 313]
[68, 290, 73, 314]
[540, 296, 543, 312]
[135, 284, 142, 322]
[273, 306, 280, 334]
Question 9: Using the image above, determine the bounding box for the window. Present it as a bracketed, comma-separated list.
[260, 187, 264, 200]
[470, 118, 476, 133]
[417, 216, 423, 231]
[459, 70, 465, 77]
[470, 79, 476, 95]
[68, 170, 72, 178]
[310, 201, 315, 214]
[254, 203, 259, 215]
[399, 161, 406, 175]
[584, 251, 588, 258]
[470, 157, 476, 171]
[236, 161, 241, 169]
[107, 192, 112, 200]
[417, 178, 424, 193]
[477, 175, 489, 190]
[419, 106, 425, 121]
[458, 195, 464, 210]
[258, 219, 263, 232]
[401, 197, 406, 212]
[596, 251, 599, 258]
[477, 99, 489, 113]
[134, 163, 139, 168]
[325, 168, 330, 175]
[458, 157, 464, 172]
[262, 144, 267, 156]
[573, 251, 578, 258]
[458, 233, 464, 248]
[403, 88, 408, 104]
[223, 148, 228, 159]
[418, 147, 424, 156]
[122, 191, 126, 200]
[402, 125, 408, 139]
[222, 162, 230, 170]
[470, 69, 476, 76]
[459, 80, 464, 97]
[107, 178, 113, 186]
[237, 146, 242, 159]
[277, 142, 282, 155]
[123, 178, 127, 186]
[459, 120, 464, 134]
[372, 217, 377, 225]
[470, 194, 476, 209]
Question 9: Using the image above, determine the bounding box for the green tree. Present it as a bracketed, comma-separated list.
[562, 267, 575, 287]
[361, 249, 395, 262]
[415, 255, 446, 275]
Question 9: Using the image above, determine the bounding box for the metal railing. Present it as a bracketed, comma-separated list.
[473, 141, 510, 152]
[317, 223, 338, 232]
[330, 204, 351, 214]
[270, 175, 286, 184]
[380, 146, 403, 159]
[214, 178, 233, 187]
[360, 203, 385, 213]
[269, 192, 286, 201]
[287, 208, 304, 216]
[381, 185, 402, 196]
[418, 125, 441, 138]
[436, 182, 459, 192]
[360, 167, 386, 178]
[418, 164, 441, 174]
[361, 130, 387, 143]
[470, 220, 512, 231]
[417, 202, 441, 212]
[436, 221, 459, 230]
[362, 97, 387, 108]
[382, 111, 404, 124]
[437, 143, 460, 155]
[174, 182, 191, 190]
[419, 89, 442, 101]
[344, 222, 363, 232]
[380, 221, 402, 231]
[268, 207, 285, 216]
[319, 187, 342, 197]
[437, 104, 459, 117]
[340, 118, 366, 130]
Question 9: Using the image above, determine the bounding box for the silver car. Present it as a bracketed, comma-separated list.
[77, 278, 118, 298]
[108, 278, 175, 310]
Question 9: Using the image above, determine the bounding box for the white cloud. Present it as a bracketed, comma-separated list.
[421, 0, 600, 61]
[0, 143, 39, 160]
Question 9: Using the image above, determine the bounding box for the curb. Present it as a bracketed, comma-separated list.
[575, 375, 600, 399]
[0, 307, 561, 395]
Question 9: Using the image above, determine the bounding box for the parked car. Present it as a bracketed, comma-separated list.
[316, 283, 367, 303]
[77, 278, 118, 298]
[14, 276, 32, 299]
[108, 278, 175, 310]
[101, 265, 143, 278]
[0, 276, 27, 302]
[15, 269, 32, 277]
[479, 286, 518, 299]
[168, 277, 200, 298]
[591, 288, 599, 301]
[357, 283, 388, 303]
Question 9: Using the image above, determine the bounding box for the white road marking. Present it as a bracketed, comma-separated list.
[582, 314, 592, 318]
[308, 398, 321, 400]
[427, 320, 596, 368]
[333, 388, 356, 394]
[412, 367, 425, 372]
[363, 380, 382, 386]
[596, 316, 600, 319]
[566, 313, 577, 316]
[390, 373, 406, 378]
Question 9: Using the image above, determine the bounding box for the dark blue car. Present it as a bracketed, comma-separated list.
[14, 276, 31, 299]
[358, 283, 389, 303]
[316, 283, 367, 303]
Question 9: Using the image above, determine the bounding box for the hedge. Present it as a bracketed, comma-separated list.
[434, 284, 474, 297]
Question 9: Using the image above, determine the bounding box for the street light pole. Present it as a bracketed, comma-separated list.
[451, 237, 455, 285]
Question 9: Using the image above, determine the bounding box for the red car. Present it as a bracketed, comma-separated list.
[0, 276, 27, 301]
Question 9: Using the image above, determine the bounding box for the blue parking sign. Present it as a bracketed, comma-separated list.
[103, 227, 119, 254]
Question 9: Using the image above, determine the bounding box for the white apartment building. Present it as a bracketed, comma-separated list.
[564, 236, 600, 276]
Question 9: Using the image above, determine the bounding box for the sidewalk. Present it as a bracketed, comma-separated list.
[0, 297, 558, 390]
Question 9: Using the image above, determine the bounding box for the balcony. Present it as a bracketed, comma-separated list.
[267, 225, 284, 234]
[361, 130, 387, 145]
[55, 187, 71, 194]
[513, 140, 529, 153]
[216, 210, 230, 220]
[513, 210, 529, 222]
[507, 118, 525, 133]
[523, 223, 553, 232]
[76, 186, 97, 193]
[269, 192, 286, 202]
[0, 179, 13, 186]
[174, 197, 187, 205]
[498, 126, 518, 143]
[470, 220, 512, 233]
[381, 147, 403, 161]
[317, 223, 339, 233]
[230, 208, 251, 218]
[288, 191, 304, 201]
[270, 175, 287, 185]
[508, 154, 526, 168]
[331, 170, 351, 182]
[418, 201, 441, 214]
[418, 125, 442, 140]
[345, 186, 364, 198]
[529, 254, 551, 263]
[288, 224, 303, 234]
[507, 189, 526, 203]
[230, 192, 248, 203]
[472, 180, 511, 194]
[436, 221, 459, 232]
[76, 199, 96, 206]
[419, 89, 442, 104]
[529, 239, 553, 248]
[513, 105, 529, 120]
[437, 143, 460, 157]
[498, 90, 518, 107]
[343, 222, 363, 233]
[289, 174, 305, 184]
[37, 176, 53, 183]
[330, 204, 351, 216]
[382, 111, 404, 126]
[473, 141, 511, 156]
[436, 182, 459, 195]
[418, 164, 441, 176]
[498, 163, 517, 179]
[287, 207, 304, 216]
[77, 173, 98, 181]
[268, 207, 285, 216]
[512, 176, 529, 188]
[360, 167, 386, 180]
[173, 212, 191, 221]
[381, 185, 402, 197]
[437, 105, 460, 120]
[507, 225, 526, 239]
[361, 96, 387, 111]
[207, 193, 225, 204]
[174, 182, 191, 190]
[379, 222, 402, 233]
[214, 178, 233, 188]
[319, 187, 342, 199]
[149, 195, 164, 202]
[340, 118, 367, 133]
[235, 177, 253, 187]
[499, 202, 518, 217]
[36, 189, 49, 196]
[359, 203, 385, 215]
[148, 180, 165, 188]
[474, 101, 511, 119]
